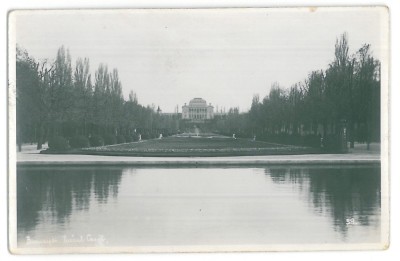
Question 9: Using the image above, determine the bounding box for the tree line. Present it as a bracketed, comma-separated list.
[16, 33, 380, 151]
[16, 46, 178, 151]
[215, 33, 380, 150]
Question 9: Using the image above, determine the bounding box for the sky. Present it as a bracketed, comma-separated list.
[12, 7, 388, 112]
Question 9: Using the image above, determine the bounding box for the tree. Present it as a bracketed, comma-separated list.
[93, 64, 110, 134]
[109, 68, 124, 136]
[287, 83, 304, 135]
[303, 70, 326, 135]
[16, 46, 55, 150]
[325, 33, 353, 124]
[49, 46, 74, 137]
[353, 44, 380, 149]
[263, 82, 287, 134]
[16, 47, 39, 150]
[73, 57, 92, 136]
[249, 94, 261, 134]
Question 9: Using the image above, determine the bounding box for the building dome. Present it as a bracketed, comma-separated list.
[189, 98, 207, 107]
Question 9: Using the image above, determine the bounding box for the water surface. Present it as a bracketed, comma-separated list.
[17, 165, 381, 248]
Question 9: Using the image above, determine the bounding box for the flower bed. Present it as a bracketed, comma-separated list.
[77, 136, 320, 157]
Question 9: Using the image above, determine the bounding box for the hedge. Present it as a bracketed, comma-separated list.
[48, 136, 69, 151]
[70, 135, 90, 148]
[103, 134, 117, 145]
[89, 135, 104, 147]
[117, 135, 126, 144]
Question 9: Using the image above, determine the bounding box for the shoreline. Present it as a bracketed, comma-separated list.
[15, 142, 381, 167]
[16, 153, 380, 167]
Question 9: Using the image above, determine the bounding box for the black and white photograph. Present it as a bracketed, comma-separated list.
[8, 7, 390, 254]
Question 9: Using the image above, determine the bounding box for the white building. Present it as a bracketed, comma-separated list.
[182, 98, 214, 121]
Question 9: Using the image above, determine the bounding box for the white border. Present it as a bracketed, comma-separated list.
[2, 0, 399, 260]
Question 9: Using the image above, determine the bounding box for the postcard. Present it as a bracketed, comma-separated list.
[8, 7, 390, 254]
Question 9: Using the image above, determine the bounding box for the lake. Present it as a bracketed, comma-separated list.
[17, 165, 381, 250]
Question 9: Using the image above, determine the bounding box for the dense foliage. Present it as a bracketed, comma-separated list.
[16, 46, 178, 151]
[48, 136, 69, 151]
[89, 135, 104, 147]
[213, 33, 381, 150]
[69, 135, 90, 149]
[16, 33, 380, 152]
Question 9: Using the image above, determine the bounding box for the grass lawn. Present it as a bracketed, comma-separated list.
[77, 135, 320, 157]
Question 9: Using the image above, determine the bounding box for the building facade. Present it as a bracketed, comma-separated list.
[182, 98, 214, 121]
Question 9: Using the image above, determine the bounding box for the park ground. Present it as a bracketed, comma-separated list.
[75, 134, 320, 157]
[38, 133, 380, 157]
[16, 139, 380, 166]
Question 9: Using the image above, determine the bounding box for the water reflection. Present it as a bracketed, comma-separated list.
[17, 166, 122, 240]
[267, 166, 381, 237]
[17, 165, 381, 247]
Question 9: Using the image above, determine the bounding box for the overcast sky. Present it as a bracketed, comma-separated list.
[13, 7, 388, 112]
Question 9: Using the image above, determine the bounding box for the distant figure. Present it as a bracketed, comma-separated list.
[319, 134, 324, 148]
[232, 133, 236, 139]
[253, 135, 256, 141]
[159, 133, 163, 139]
[138, 134, 142, 141]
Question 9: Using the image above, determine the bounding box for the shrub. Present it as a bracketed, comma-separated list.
[303, 134, 320, 148]
[89, 135, 104, 147]
[69, 135, 90, 148]
[117, 135, 126, 144]
[103, 134, 117, 145]
[323, 135, 341, 152]
[48, 136, 69, 151]
[132, 133, 139, 142]
[125, 135, 133, 143]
